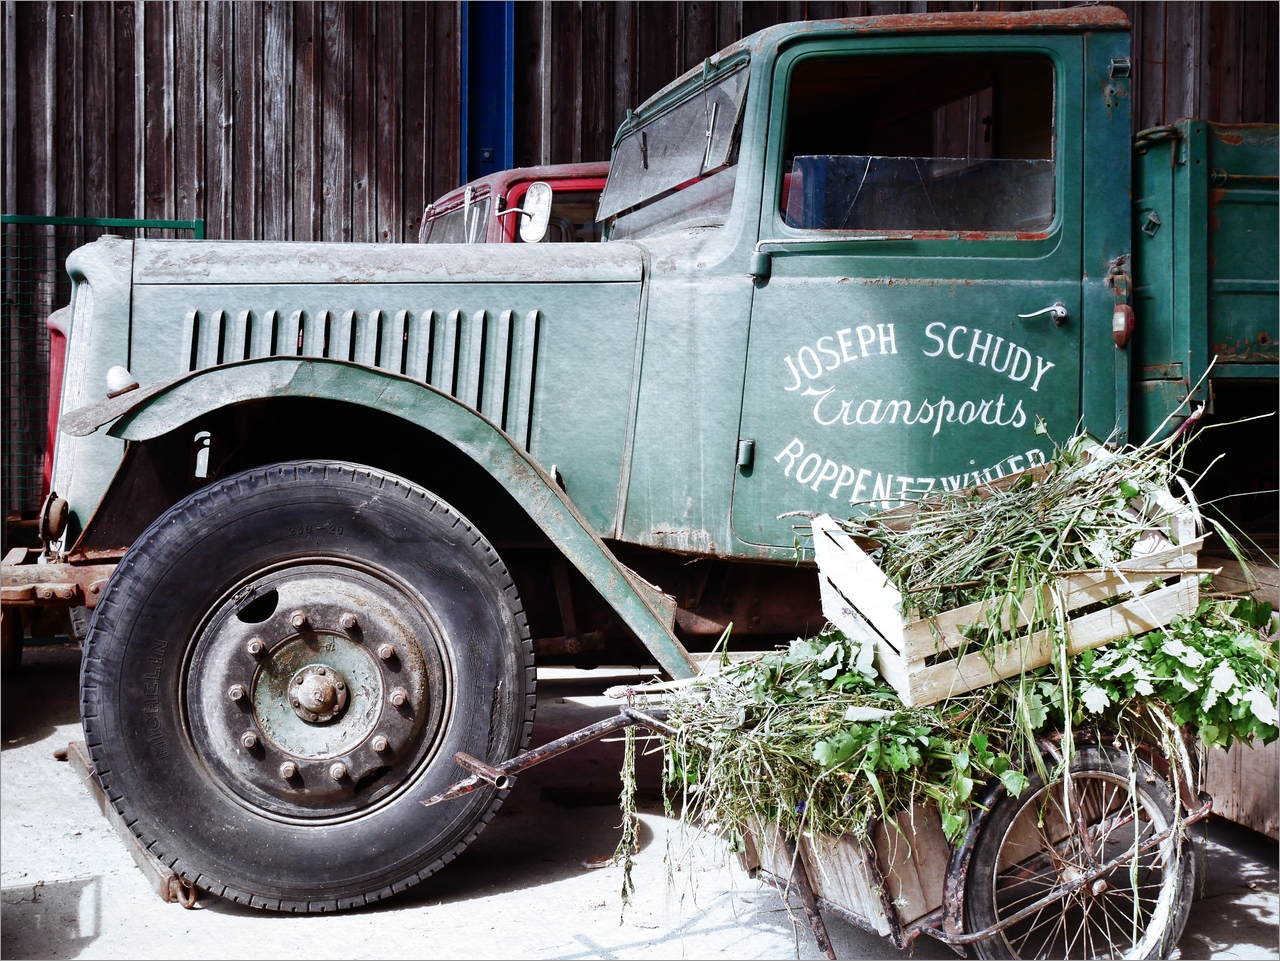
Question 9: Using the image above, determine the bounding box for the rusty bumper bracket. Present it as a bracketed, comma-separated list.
[423, 706, 675, 807]
[1, 548, 116, 609]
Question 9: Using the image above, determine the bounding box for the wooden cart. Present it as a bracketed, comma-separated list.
[425, 481, 1218, 959]
[422, 699, 1211, 961]
[730, 493, 1212, 958]
[739, 736, 1211, 960]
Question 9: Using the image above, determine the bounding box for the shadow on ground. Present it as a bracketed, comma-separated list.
[1, 876, 101, 959]
[1176, 817, 1280, 959]
[1, 645, 81, 752]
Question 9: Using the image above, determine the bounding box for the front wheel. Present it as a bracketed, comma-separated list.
[81, 462, 534, 910]
[965, 745, 1196, 960]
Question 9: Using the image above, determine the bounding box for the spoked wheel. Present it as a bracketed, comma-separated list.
[965, 746, 1196, 960]
[81, 462, 534, 910]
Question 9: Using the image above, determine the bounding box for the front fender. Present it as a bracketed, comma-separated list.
[64, 357, 695, 679]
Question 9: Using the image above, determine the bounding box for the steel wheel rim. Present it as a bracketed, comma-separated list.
[990, 769, 1180, 959]
[182, 557, 454, 824]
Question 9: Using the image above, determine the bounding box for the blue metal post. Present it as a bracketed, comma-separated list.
[460, 1, 515, 184]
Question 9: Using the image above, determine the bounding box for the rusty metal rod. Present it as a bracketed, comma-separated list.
[422, 707, 673, 807]
[621, 706, 679, 738]
[453, 752, 514, 790]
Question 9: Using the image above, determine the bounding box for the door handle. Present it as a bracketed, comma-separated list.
[1018, 303, 1069, 327]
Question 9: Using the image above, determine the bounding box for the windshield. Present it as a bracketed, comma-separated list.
[422, 189, 490, 244]
[598, 65, 749, 222]
[514, 190, 603, 243]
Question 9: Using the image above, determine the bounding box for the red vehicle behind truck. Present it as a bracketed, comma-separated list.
[418, 162, 608, 245]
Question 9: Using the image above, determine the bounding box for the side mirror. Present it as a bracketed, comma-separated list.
[518, 182, 553, 244]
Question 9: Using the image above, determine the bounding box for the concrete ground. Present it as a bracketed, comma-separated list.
[2, 645, 1277, 960]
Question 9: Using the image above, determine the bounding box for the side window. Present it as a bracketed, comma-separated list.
[780, 54, 1054, 234]
[515, 190, 603, 243]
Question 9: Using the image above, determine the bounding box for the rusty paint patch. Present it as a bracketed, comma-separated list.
[1209, 123, 1279, 147]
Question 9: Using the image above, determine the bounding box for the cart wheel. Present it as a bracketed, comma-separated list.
[965, 745, 1196, 960]
[81, 462, 534, 910]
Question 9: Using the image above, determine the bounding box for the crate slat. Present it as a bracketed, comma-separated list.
[900, 537, 1205, 662]
[902, 576, 1199, 705]
[813, 506, 1201, 707]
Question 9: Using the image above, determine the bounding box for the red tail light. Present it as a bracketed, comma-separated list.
[43, 307, 70, 497]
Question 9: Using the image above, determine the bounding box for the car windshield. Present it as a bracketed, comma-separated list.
[422, 190, 490, 244]
[598, 65, 749, 223]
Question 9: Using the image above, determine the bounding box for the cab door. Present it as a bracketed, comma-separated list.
[732, 36, 1085, 549]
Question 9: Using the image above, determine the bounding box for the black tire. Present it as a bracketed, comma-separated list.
[965, 745, 1196, 959]
[81, 462, 535, 911]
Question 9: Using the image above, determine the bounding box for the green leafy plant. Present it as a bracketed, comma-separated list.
[632, 431, 1275, 901]
[651, 602, 1276, 864]
[1075, 601, 1279, 748]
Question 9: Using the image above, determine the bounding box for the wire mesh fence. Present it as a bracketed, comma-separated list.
[1, 217, 202, 522]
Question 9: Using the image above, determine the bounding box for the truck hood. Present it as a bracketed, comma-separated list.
[132, 239, 644, 285]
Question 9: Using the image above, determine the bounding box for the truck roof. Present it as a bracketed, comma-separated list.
[425, 162, 611, 217]
[631, 6, 1130, 126]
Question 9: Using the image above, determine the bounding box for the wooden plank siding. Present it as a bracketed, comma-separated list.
[1, 2, 460, 242]
[2, 2, 1277, 235]
[514, 1, 1278, 168]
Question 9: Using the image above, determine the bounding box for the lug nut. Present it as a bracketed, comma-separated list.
[329, 762, 347, 781]
[279, 761, 297, 780]
[389, 688, 408, 708]
[227, 684, 246, 702]
[335, 680, 345, 691]
[240, 731, 258, 749]
[339, 612, 357, 630]
[290, 610, 309, 629]
[246, 637, 265, 656]
[371, 735, 389, 753]
[378, 643, 395, 661]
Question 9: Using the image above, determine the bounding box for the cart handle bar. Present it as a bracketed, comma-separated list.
[422, 707, 676, 806]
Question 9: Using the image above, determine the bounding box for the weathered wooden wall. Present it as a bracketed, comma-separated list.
[3, 2, 1276, 237]
[516, 1, 1280, 169]
[3, 1, 461, 242]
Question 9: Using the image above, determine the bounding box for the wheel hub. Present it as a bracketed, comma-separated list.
[289, 664, 348, 722]
[185, 562, 448, 820]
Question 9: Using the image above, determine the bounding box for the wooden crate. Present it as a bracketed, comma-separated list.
[742, 804, 950, 936]
[811, 513, 1202, 707]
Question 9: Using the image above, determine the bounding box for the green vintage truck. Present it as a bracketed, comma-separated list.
[3, 4, 1275, 932]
